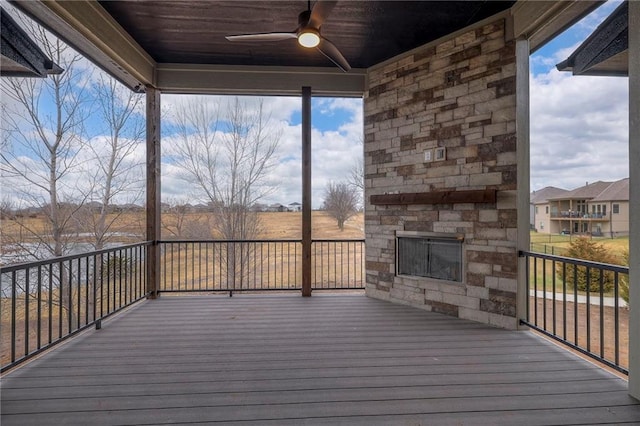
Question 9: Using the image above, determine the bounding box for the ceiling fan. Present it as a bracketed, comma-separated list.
[225, 0, 351, 72]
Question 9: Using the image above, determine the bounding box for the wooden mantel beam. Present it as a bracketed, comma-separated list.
[370, 189, 497, 206]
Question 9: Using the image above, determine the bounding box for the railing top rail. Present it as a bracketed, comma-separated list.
[159, 239, 365, 244]
[160, 239, 303, 244]
[519, 250, 629, 274]
[311, 239, 366, 243]
[0, 241, 152, 273]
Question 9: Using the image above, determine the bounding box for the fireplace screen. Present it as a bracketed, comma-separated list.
[396, 233, 463, 282]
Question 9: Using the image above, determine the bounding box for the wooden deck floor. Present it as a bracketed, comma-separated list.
[2, 294, 639, 425]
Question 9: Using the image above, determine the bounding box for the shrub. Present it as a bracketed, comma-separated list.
[557, 237, 618, 293]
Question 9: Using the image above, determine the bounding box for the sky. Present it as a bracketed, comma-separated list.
[528, 0, 628, 192]
[0, 0, 630, 208]
[159, 95, 363, 209]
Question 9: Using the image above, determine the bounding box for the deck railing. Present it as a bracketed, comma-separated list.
[519, 250, 629, 374]
[1, 238, 364, 371]
[159, 239, 365, 292]
[0, 242, 150, 372]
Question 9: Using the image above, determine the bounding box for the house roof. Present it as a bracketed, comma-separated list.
[592, 178, 629, 202]
[546, 179, 630, 202]
[548, 181, 614, 200]
[556, 1, 628, 76]
[0, 6, 62, 77]
[530, 186, 568, 204]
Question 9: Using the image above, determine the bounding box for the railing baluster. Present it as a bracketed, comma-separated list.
[67, 260, 73, 333]
[100, 253, 105, 319]
[191, 243, 195, 290]
[334, 241, 337, 288]
[77, 257, 81, 330]
[85, 256, 90, 326]
[614, 271, 620, 367]
[525, 252, 530, 323]
[599, 268, 604, 359]
[573, 263, 578, 347]
[58, 261, 63, 338]
[37, 265, 42, 350]
[552, 259, 556, 336]
[93, 253, 97, 323]
[533, 256, 538, 326]
[542, 257, 547, 330]
[562, 261, 567, 340]
[586, 267, 591, 352]
[11, 270, 16, 362]
[48, 263, 53, 345]
[25, 267, 30, 358]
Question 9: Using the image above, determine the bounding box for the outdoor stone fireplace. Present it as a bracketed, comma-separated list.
[396, 231, 464, 282]
[363, 16, 519, 329]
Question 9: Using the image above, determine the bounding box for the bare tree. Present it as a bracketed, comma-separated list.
[169, 96, 281, 289]
[80, 75, 145, 250]
[0, 17, 90, 260]
[170, 97, 280, 239]
[323, 181, 359, 231]
[161, 200, 211, 239]
[0, 15, 93, 325]
[347, 157, 365, 207]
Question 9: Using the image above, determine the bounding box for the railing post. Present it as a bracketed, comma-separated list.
[628, 0, 640, 401]
[146, 86, 161, 299]
[301, 86, 312, 297]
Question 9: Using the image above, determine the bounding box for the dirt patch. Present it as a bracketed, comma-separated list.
[531, 298, 628, 370]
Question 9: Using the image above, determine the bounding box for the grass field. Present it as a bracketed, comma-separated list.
[530, 232, 628, 262]
[1, 211, 364, 247]
[528, 231, 629, 296]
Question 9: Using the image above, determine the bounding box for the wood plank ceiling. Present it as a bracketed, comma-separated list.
[97, 1, 515, 70]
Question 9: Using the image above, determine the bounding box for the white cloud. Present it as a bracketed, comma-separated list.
[530, 69, 628, 191]
[159, 95, 363, 208]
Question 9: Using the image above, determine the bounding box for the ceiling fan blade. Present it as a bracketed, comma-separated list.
[225, 32, 297, 42]
[317, 37, 351, 72]
[308, 0, 338, 29]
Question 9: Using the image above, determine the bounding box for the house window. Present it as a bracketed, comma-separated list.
[545, 206, 549, 214]
[613, 204, 620, 214]
[535, 206, 539, 214]
[603, 205, 607, 215]
[396, 232, 463, 282]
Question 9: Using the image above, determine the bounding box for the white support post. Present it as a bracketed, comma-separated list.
[516, 38, 531, 328]
[628, 0, 640, 401]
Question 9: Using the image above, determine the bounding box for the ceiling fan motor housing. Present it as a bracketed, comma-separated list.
[298, 10, 312, 29]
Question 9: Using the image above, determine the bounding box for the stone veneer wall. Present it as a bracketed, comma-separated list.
[364, 17, 519, 329]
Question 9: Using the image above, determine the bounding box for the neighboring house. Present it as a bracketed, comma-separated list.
[530, 186, 568, 231]
[266, 203, 288, 212]
[288, 202, 301, 212]
[250, 203, 268, 212]
[534, 178, 629, 237]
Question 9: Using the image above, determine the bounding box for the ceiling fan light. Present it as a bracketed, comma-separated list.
[298, 30, 320, 48]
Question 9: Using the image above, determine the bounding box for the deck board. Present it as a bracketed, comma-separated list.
[2, 294, 639, 425]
